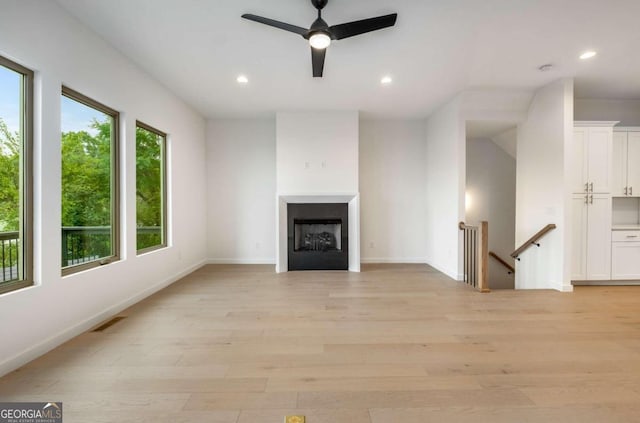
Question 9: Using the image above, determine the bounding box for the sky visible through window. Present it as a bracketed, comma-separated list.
[0, 64, 20, 134]
[61, 95, 107, 135]
[0, 65, 107, 135]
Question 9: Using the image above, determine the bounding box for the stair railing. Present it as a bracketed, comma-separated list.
[510, 224, 556, 260]
[458, 221, 490, 293]
[489, 251, 515, 275]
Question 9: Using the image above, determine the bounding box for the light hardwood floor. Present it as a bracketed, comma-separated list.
[2, 264, 640, 422]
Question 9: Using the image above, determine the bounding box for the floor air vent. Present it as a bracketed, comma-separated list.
[92, 316, 127, 332]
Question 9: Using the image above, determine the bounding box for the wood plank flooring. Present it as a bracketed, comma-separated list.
[2, 264, 640, 422]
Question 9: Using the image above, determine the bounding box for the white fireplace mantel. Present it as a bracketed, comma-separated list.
[276, 193, 360, 273]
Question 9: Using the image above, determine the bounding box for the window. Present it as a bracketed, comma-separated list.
[136, 121, 167, 253]
[0, 56, 33, 294]
[61, 87, 119, 274]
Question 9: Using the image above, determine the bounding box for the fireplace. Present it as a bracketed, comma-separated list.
[288, 203, 348, 270]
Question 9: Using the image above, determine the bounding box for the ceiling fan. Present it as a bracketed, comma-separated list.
[241, 0, 398, 77]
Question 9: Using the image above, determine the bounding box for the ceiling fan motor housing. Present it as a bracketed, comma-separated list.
[307, 17, 330, 40]
[311, 0, 329, 10]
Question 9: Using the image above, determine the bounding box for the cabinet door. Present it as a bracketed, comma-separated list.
[587, 128, 613, 193]
[586, 194, 612, 280]
[625, 132, 640, 196]
[611, 242, 640, 280]
[570, 128, 588, 193]
[570, 194, 588, 280]
[612, 132, 627, 196]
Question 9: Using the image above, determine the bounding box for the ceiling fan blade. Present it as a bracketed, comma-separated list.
[329, 13, 397, 40]
[311, 47, 326, 78]
[241, 14, 308, 36]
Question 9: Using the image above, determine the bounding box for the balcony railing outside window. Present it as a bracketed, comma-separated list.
[1, 227, 161, 281]
[0, 231, 19, 283]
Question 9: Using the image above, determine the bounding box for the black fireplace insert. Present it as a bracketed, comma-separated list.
[288, 203, 348, 270]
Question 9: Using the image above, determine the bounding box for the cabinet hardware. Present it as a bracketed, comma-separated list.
[585, 182, 589, 192]
[625, 187, 628, 195]
[626, 235, 638, 238]
[584, 195, 588, 204]
[590, 195, 593, 204]
[631, 187, 633, 196]
[589, 182, 593, 192]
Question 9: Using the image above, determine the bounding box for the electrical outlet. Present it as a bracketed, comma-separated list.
[304, 161, 310, 169]
[369, 242, 375, 248]
[321, 161, 327, 168]
[255, 242, 261, 250]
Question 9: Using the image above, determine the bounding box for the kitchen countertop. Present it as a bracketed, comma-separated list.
[612, 225, 640, 230]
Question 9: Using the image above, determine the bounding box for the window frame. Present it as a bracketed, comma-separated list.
[135, 120, 167, 255]
[0, 55, 33, 295]
[61, 86, 120, 276]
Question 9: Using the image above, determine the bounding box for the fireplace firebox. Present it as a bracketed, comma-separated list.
[288, 203, 348, 270]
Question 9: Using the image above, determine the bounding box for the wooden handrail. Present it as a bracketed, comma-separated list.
[489, 251, 515, 274]
[510, 224, 556, 259]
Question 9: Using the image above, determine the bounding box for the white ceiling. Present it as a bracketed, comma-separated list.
[56, 0, 640, 120]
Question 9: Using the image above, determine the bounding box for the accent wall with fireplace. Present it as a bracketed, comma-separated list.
[275, 111, 361, 272]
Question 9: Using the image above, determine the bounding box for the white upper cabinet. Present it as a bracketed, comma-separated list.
[570, 127, 589, 193]
[572, 122, 618, 194]
[626, 132, 640, 196]
[612, 132, 627, 196]
[612, 128, 640, 197]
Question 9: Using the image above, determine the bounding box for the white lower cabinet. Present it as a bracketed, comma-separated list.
[611, 230, 640, 280]
[571, 194, 612, 280]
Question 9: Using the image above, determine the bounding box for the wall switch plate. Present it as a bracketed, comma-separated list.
[285, 416, 305, 423]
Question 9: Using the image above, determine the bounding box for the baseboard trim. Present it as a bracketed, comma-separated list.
[0, 259, 207, 378]
[572, 280, 640, 286]
[209, 258, 427, 265]
[207, 258, 276, 265]
[360, 257, 428, 264]
[425, 261, 459, 281]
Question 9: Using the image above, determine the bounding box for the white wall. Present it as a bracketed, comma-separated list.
[515, 79, 574, 291]
[276, 112, 359, 194]
[466, 138, 516, 289]
[460, 89, 533, 123]
[206, 120, 275, 263]
[425, 97, 465, 279]
[0, 1, 207, 376]
[575, 98, 640, 126]
[360, 120, 427, 263]
[205, 117, 430, 267]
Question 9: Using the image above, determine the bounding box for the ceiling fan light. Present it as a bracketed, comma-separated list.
[309, 32, 331, 49]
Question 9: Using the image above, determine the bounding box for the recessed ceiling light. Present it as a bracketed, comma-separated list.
[580, 51, 597, 60]
[381, 76, 393, 85]
[236, 75, 249, 84]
